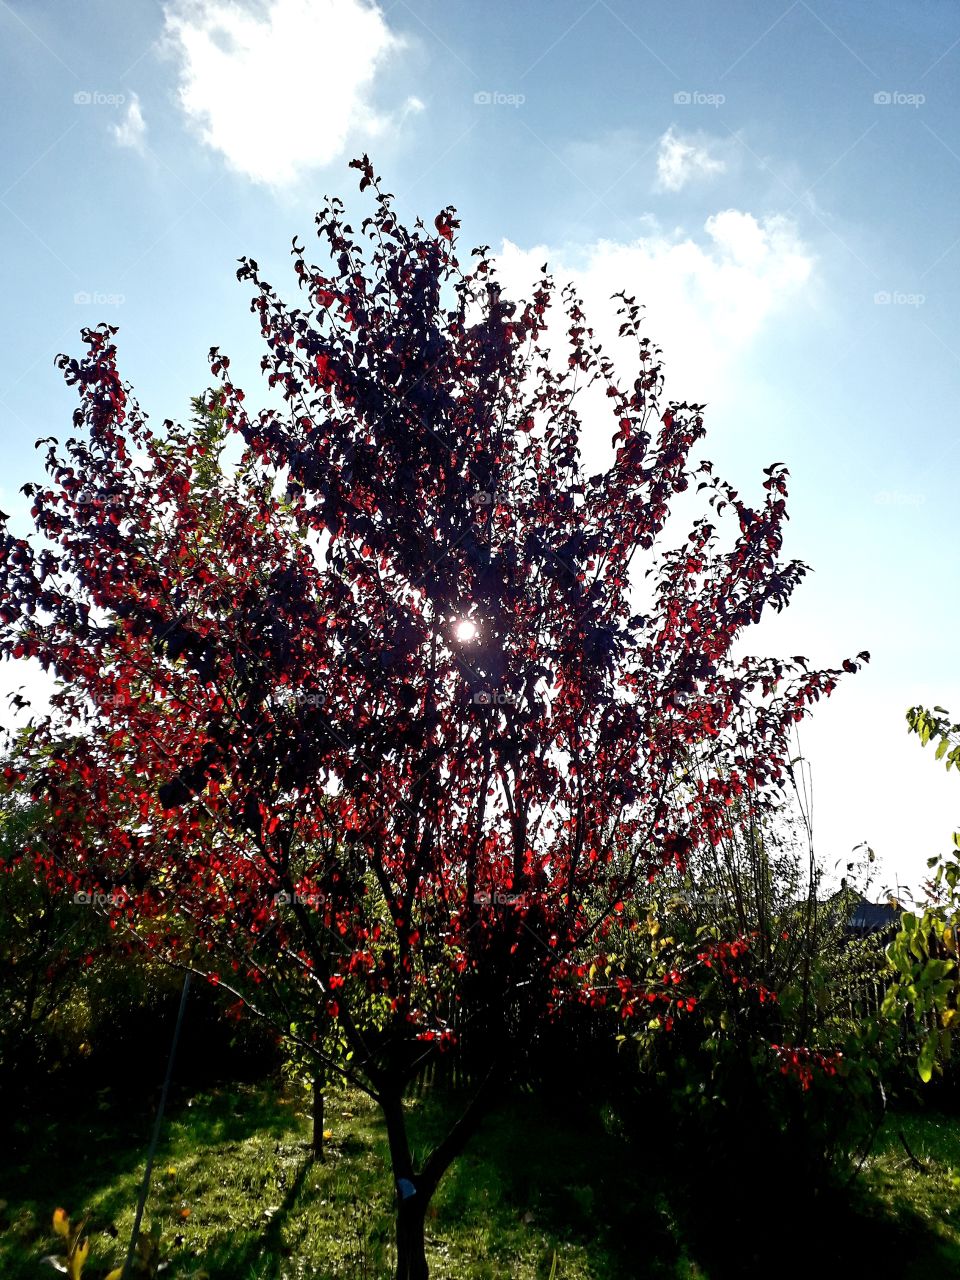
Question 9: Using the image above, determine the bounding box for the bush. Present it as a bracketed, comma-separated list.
[0, 759, 280, 1112]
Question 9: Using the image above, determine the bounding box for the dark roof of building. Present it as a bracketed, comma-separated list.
[847, 897, 900, 933]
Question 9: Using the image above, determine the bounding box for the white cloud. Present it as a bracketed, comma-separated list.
[162, 0, 419, 187]
[655, 126, 726, 192]
[110, 93, 147, 153]
[492, 210, 814, 422]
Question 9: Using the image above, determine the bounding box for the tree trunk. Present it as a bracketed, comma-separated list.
[381, 1062, 503, 1280]
[394, 1187, 428, 1280]
[311, 1069, 325, 1161]
[382, 1091, 429, 1278]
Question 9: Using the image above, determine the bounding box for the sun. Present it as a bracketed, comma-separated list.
[454, 619, 478, 643]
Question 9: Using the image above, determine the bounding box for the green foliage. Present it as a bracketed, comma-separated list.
[882, 853, 960, 1084]
[906, 705, 960, 773]
[0, 766, 111, 1080]
[884, 702, 960, 1082]
[603, 794, 892, 1206]
[186, 391, 229, 495]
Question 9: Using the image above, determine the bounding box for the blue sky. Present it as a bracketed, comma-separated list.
[1, 0, 958, 895]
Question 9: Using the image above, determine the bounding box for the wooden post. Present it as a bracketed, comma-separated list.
[312, 1067, 326, 1161]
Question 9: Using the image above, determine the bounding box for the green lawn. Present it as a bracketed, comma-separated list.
[854, 1108, 960, 1266]
[2, 1077, 960, 1279]
[0, 1078, 700, 1280]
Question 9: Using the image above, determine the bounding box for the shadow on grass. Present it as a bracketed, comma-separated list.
[662, 1176, 960, 1280]
[0, 1079, 299, 1280]
[408, 1086, 691, 1278]
[192, 1155, 314, 1280]
[7, 1076, 959, 1280]
[403, 1085, 960, 1279]
[628, 1110, 960, 1280]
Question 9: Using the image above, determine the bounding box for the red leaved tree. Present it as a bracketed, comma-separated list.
[0, 155, 867, 1278]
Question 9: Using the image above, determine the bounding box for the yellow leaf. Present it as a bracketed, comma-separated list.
[53, 1208, 71, 1238]
[104, 1270, 125, 1280]
[322, 1129, 333, 1140]
[69, 1236, 89, 1280]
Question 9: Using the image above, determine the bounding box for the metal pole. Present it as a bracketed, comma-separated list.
[120, 971, 192, 1280]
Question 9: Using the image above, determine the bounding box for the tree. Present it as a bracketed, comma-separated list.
[0, 154, 868, 1279]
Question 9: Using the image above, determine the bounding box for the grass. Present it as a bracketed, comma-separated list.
[3, 1074, 960, 1279]
[0, 1076, 701, 1280]
[853, 1107, 960, 1270]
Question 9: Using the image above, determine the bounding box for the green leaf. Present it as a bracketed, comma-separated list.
[919, 1033, 937, 1084]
